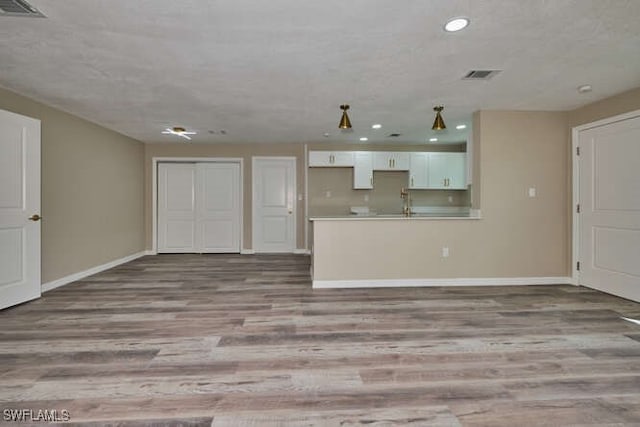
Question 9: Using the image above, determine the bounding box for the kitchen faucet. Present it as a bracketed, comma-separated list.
[400, 187, 411, 216]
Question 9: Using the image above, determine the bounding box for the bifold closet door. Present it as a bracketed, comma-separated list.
[158, 162, 240, 253]
[197, 162, 241, 253]
[158, 163, 197, 253]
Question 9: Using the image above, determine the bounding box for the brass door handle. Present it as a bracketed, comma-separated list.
[29, 214, 41, 221]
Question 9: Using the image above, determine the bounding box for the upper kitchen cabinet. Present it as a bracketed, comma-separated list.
[408, 153, 429, 189]
[427, 153, 467, 189]
[309, 151, 354, 167]
[373, 152, 410, 171]
[353, 151, 373, 189]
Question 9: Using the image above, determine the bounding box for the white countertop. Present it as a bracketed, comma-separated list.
[309, 208, 481, 221]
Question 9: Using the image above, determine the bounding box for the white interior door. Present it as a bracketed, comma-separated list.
[253, 157, 296, 252]
[578, 114, 640, 302]
[158, 163, 197, 253]
[197, 162, 240, 253]
[158, 162, 241, 253]
[0, 109, 41, 310]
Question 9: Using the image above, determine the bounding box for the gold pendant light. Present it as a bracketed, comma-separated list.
[338, 104, 352, 129]
[432, 105, 446, 130]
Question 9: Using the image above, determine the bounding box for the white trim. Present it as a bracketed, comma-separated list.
[152, 157, 244, 254]
[42, 251, 147, 293]
[571, 127, 580, 286]
[572, 109, 640, 133]
[293, 249, 311, 255]
[313, 276, 572, 289]
[240, 249, 255, 255]
[304, 143, 309, 251]
[144, 250, 156, 256]
[571, 108, 640, 288]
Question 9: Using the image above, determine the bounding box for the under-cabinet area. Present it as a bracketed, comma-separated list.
[307, 145, 471, 217]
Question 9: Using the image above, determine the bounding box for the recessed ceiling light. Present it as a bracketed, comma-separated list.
[323, 132, 330, 138]
[371, 124, 382, 129]
[429, 137, 438, 142]
[456, 124, 467, 130]
[577, 84, 592, 94]
[444, 17, 469, 32]
[359, 137, 368, 141]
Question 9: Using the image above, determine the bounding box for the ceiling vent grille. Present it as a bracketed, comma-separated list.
[0, 0, 45, 17]
[463, 70, 501, 80]
[387, 133, 402, 138]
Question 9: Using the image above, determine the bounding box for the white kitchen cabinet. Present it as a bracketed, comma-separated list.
[408, 153, 429, 189]
[427, 153, 467, 189]
[309, 151, 354, 167]
[353, 151, 373, 189]
[373, 152, 410, 170]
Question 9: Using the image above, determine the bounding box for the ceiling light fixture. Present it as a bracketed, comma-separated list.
[162, 126, 196, 140]
[444, 17, 469, 32]
[456, 124, 467, 130]
[429, 137, 438, 142]
[577, 84, 592, 94]
[359, 137, 368, 141]
[372, 124, 382, 129]
[338, 104, 352, 129]
[432, 106, 446, 131]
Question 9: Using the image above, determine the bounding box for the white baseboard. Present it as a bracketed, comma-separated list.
[313, 276, 573, 289]
[240, 249, 255, 255]
[144, 250, 156, 256]
[293, 249, 311, 255]
[42, 251, 148, 293]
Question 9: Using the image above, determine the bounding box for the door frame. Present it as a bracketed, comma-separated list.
[571, 108, 640, 286]
[252, 156, 297, 253]
[152, 157, 244, 254]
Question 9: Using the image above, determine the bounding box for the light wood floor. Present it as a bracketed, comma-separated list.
[2, 254, 640, 426]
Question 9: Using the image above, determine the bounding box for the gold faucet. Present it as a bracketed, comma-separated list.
[400, 187, 411, 216]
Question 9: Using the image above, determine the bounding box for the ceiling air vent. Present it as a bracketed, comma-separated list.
[0, 0, 45, 17]
[463, 70, 501, 80]
[387, 133, 402, 138]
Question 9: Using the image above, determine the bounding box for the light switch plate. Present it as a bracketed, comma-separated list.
[528, 187, 536, 197]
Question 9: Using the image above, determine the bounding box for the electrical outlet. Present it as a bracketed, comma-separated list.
[528, 187, 536, 198]
[448, 195, 453, 203]
[325, 190, 332, 198]
[364, 194, 369, 202]
[442, 247, 449, 257]
[298, 194, 303, 201]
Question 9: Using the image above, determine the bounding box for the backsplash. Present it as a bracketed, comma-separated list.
[309, 168, 470, 216]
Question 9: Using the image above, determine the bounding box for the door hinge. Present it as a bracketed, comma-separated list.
[576, 146, 580, 156]
[577, 261, 580, 271]
[576, 204, 580, 213]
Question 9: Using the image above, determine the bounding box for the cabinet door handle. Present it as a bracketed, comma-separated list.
[370, 176, 373, 186]
[330, 154, 334, 164]
[392, 159, 396, 168]
[388, 159, 392, 168]
[411, 177, 414, 187]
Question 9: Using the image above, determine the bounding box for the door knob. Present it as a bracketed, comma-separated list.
[29, 214, 41, 221]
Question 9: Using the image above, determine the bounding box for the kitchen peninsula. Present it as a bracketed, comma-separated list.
[307, 146, 482, 288]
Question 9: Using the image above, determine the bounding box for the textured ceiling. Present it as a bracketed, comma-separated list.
[1, 0, 639, 144]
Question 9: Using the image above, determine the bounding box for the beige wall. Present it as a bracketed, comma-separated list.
[0, 86, 145, 283]
[568, 87, 640, 127]
[143, 143, 306, 250]
[313, 111, 570, 280]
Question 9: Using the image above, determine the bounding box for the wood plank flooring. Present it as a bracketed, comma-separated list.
[1, 254, 640, 426]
